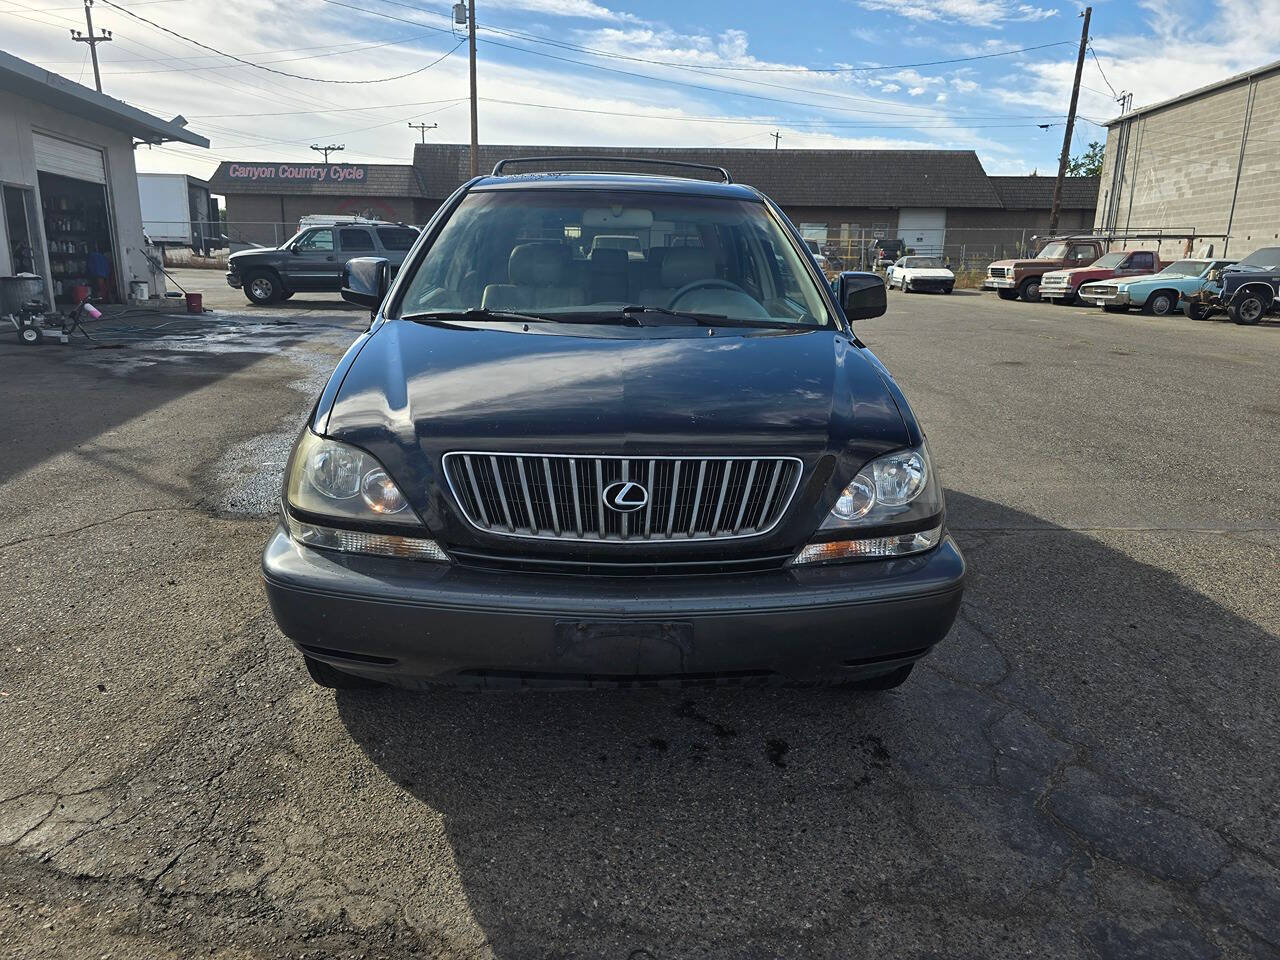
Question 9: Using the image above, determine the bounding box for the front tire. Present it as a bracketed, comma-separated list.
[19, 324, 42, 345]
[1145, 290, 1178, 316]
[1018, 278, 1041, 303]
[244, 270, 284, 305]
[997, 289, 1018, 301]
[1186, 303, 1212, 321]
[304, 656, 383, 690]
[1228, 293, 1266, 325]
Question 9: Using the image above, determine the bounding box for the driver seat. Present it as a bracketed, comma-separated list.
[635, 248, 716, 306]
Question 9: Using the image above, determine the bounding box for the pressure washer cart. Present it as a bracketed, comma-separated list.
[1, 275, 98, 345]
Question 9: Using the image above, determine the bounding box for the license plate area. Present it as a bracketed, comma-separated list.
[552, 620, 694, 673]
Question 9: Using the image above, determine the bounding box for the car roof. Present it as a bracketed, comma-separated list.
[472, 171, 764, 201]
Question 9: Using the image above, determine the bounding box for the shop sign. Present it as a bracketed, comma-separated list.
[225, 163, 368, 183]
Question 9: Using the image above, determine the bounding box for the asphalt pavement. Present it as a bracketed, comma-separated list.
[0, 280, 1276, 959]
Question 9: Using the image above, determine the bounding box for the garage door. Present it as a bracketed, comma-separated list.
[33, 132, 107, 184]
[897, 208, 946, 256]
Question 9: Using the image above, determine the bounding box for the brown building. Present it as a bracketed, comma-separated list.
[210, 145, 1099, 263]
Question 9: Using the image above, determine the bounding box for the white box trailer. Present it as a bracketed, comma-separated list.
[137, 173, 220, 251]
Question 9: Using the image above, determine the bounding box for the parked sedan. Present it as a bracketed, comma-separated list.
[886, 256, 955, 294]
[1078, 259, 1235, 316]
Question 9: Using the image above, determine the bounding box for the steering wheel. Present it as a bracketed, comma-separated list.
[668, 278, 749, 309]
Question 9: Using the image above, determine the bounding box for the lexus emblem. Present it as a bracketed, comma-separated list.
[602, 480, 648, 513]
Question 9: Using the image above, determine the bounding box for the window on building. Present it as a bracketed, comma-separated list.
[339, 228, 375, 251]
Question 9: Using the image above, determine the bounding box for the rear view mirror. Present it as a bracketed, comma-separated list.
[342, 257, 392, 310]
[836, 271, 887, 320]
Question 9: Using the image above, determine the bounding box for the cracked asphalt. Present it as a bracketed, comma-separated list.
[0, 277, 1276, 959]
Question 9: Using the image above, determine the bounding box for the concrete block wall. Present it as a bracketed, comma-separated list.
[1097, 65, 1280, 259]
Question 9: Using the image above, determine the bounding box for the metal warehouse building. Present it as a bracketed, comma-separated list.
[1097, 58, 1280, 258]
[210, 144, 1098, 264]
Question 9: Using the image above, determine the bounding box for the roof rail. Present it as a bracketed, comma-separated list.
[491, 155, 733, 184]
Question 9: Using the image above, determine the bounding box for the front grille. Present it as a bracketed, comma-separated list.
[443, 453, 803, 542]
[989, 267, 1008, 278]
[1088, 286, 1117, 298]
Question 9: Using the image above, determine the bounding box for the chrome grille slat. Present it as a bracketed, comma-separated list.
[444, 453, 802, 543]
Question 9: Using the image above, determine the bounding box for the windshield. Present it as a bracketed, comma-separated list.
[1037, 242, 1069, 259]
[395, 189, 833, 326]
[904, 257, 943, 268]
[1159, 260, 1209, 276]
[1238, 246, 1280, 269]
[1089, 253, 1127, 269]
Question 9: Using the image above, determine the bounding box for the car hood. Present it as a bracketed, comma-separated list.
[229, 247, 284, 262]
[989, 259, 1059, 270]
[322, 320, 913, 540]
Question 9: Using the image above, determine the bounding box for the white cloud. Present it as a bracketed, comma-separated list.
[935, 92, 948, 103]
[880, 82, 902, 93]
[952, 78, 979, 93]
[856, 0, 1059, 27]
[908, 86, 926, 96]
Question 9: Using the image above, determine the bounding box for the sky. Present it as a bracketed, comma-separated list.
[4, 0, 1280, 182]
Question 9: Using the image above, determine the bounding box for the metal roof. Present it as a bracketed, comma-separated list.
[989, 175, 1099, 210]
[414, 143, 1006, 208]
[1101, 57, 1280, 126]
[0, 50, 208, 147]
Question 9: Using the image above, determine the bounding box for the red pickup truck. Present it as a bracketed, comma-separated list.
[1039, 249, 1162, 305]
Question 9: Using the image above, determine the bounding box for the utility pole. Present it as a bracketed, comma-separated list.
[1049, 5, 1091, 236]
[408, 122, 438, 143]
[311, 144, 344, 163]
[771, 131, 782, 149]
[468, 0, 478, 176]
[69, 0, 111, 93]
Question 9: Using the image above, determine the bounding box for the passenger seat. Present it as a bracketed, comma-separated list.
[482, 244, 585, 311]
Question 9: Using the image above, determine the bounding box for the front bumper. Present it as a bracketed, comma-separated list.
[1080, 288, 1129, 306]
[907, 278, 954, 293]
[261, 526, 966, 689]
[984, 276, 1015, 289]
[225, 269, 242, 290]
[1039, 278, 1076, 299]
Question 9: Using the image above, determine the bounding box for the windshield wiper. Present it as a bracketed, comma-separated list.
[619, 305, 796, 329]
[400, 308, 557, 325]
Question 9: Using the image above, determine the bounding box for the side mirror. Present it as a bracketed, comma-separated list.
[342, 257, 392, 310]
[836, 271, 887, 320]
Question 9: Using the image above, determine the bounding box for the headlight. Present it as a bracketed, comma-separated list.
[284, 430, 446, 561]
[793, 443, 944, 564]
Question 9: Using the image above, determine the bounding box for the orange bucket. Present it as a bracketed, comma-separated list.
[185, 292, 203, 314]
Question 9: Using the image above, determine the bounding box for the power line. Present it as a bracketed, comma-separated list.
[92, 31, 447, 74]
[96, 0, 465, 83]
[1087, 44, 1118, 99]
[364, 0, 1074, 74]
[475, 96, 1062, 130]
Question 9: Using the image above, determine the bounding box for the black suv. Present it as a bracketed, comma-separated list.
[262, 158, 965, 692]
[226, 220, 418, 305]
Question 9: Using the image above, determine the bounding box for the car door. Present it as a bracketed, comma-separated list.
[374, 226, 419, 270]
[1119, 251, 1156, 277]
[287, 228, 339, 290]
[338, 226, 377, 276]
[1066, 243, 1097, 268]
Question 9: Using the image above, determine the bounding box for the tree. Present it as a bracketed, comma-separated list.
[1068, 140, 1104, 178]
